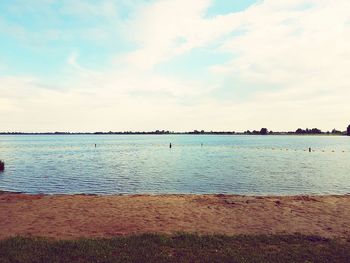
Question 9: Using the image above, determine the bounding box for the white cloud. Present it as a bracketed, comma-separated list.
[124, 0, 214, 69]
[60, 0, 119, 18]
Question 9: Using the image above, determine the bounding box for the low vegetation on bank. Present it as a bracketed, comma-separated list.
[1, 124, 350, 135]
[1, 234, 349, 263]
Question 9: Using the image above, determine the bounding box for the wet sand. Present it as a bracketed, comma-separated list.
[0, 192, 349, 240]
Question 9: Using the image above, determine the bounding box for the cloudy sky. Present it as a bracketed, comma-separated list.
[1, 0, 349, 132]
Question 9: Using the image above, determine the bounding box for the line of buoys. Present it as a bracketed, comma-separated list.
[163, 143, 347, 153]
[232, 147, 347, 153]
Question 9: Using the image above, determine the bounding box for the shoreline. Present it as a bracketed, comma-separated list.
[1, 190, 349, 196]
[1, 192, 349, 240]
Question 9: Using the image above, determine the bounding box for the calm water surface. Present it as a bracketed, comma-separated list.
[0, 135, 349, 195]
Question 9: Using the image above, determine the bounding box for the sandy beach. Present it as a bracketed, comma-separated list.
[0, 192, 349, 240]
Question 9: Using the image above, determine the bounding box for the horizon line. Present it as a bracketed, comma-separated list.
[0, 127, 348, 135]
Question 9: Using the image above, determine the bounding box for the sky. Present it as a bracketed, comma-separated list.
[0, 0, 350, 132]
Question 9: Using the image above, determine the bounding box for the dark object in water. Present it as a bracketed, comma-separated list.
[169, 143, 172, 149]
[309, 147, 311, 152]
[0, 160, 4, 172]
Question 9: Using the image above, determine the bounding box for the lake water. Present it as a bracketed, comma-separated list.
[0, 135, 349, 195]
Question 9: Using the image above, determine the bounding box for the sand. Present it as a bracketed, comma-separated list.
[0, 192, 349, 240]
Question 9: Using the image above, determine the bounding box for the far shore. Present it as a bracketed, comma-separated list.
[0, 191, 349, 240]
[0, 133, 348, 136]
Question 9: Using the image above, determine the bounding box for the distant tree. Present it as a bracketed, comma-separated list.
[295, 128, 322, 134]
[260, 128, 268, 135]
[310, 128, 322, 134]
[295, 128, 305, 134]
[347, 125, 350, 136]
[331, 129, 342, 135]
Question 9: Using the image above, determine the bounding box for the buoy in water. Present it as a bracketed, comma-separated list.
[0, 160, 4, 172]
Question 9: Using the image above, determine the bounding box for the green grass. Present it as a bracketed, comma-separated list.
[0, 234, 349, 263]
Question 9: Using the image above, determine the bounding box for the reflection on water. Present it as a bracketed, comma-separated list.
[0, 135, 349, 195]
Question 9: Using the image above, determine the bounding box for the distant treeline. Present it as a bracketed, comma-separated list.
[1, 126, 350, 136]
